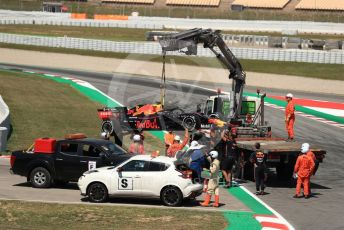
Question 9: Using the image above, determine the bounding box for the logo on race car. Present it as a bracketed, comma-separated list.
[118, 177, 133, 190]
[201, 124, 211, 129]
[127, 104, 163, 116]
[136, 118, 160, 129]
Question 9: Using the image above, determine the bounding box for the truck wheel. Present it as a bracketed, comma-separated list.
[87, 182, 108, 203]
[30, 167, 51, 188]
[160, 186, 183, 207]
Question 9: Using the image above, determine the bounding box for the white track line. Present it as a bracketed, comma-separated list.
[255, 216, 286, 225]
[240, 186, 295, 230]
[265, 102, 344, 129]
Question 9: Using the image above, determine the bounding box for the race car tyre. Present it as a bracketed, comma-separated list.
[160, 186, 183, 207]
[170, 108, 184, 116]
[182, 116, 197, 131]
[87, 182, 108, 203]
[209, 113, 220, 119]
[101, 121, 114, 134]
[30, 167, 51, 188]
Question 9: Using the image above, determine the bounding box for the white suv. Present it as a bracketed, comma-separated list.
[78, 155, 203, 206]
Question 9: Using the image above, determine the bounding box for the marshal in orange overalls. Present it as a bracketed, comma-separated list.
[294, 154, 315, 198]
[285, 100, 295, 140]
[164, 132, 175, 153]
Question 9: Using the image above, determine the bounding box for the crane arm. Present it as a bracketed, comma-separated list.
[159, 28, 246, 120]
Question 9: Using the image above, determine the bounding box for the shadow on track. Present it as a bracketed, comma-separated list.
[265, 175, 331, 190]
[80, 197, 206, 208]
[13, 182, 79, 190]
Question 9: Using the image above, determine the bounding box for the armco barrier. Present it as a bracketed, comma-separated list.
[0, 18, 163, 29]
[0, 96, 10, 152]
[0, 33, 343, 64]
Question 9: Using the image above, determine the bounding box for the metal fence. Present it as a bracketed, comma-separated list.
[0, 96, 10, 152]
[1, 11, 344, 34]
[0, 33, 343, 64]
[0, 18, 164, 29]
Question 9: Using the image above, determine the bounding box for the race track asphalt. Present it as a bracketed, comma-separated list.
[1, 63, 344, 230]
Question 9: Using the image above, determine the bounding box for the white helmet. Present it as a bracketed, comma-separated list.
[301, 143, 310, 153]
[190, 140, 199, 148]
[209, 150, 218, 159]
[174, 135, 181, 142]
[286, 93, 293, 98]
[133, 134, 141, 142]
[100, 132, 107, 138]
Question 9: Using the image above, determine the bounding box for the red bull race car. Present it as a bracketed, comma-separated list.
[97, 104, 226, 134]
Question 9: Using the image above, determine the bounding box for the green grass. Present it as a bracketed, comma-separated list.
[0, 200, 227, 229]
[0, 25, 153, 41]
[0, 70, 164, 153]
[0, 70, 101, 151]
[0, 0, 43, 11]
[0, 25, 343, 41]
[1, 43, 343, 81]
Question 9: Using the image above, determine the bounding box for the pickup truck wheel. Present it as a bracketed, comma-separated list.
[160, 186, 183, 207]
[30, 167, 51, 188]
[87, 183, 108, 203]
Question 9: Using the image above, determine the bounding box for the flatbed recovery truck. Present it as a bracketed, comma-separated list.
[236, 138, 325, 179]
[158, 28, 327, 180]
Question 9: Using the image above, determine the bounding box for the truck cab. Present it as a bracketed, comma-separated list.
[201, 93, 262, 126]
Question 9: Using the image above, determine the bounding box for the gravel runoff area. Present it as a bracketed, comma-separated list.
[1, 48, 343, 96]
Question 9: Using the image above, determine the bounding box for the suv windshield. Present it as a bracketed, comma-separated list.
[101, 143, 127, 155]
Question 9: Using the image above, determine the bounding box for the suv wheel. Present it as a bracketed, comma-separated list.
[87, 182, 108, 203]
[30, 167, 51, 188]
[161, 186, 183, 207]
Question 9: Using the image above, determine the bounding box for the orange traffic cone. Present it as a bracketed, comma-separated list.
[200, 194, 211, 207]
[213, 195, 220, 207]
